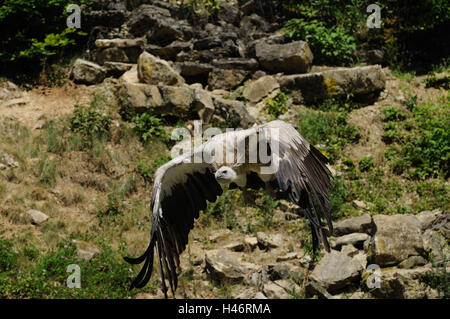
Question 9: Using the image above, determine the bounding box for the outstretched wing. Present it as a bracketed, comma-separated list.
[124, 152, 223, 298]
[259, 120, 333, 252]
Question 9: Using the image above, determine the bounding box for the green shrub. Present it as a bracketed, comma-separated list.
[132, 113, 167, 142]
[266, 92, 289, 118]
[297, 110, 359, 162]
[70, 105, 112, 149]
[384, 97, 450, 179]
[381, 106, 409, 122]
[0, 238, 18, 272]
[359, 156, 374, 172]
[284, 18, 356, 66]
[0, 239, 140, 298]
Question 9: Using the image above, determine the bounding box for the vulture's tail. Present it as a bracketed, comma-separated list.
[123, 235, 156, 290]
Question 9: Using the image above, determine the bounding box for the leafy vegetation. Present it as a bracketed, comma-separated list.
[132, 113, 167, 143]
[284, 18, 356, 66]
[0, 238, 148, 298]
[297, 109, 360, 162]
[0, 0, 89, 76]
[266, 91, 289, 118]
[70, 105, 112, 150]
[383, 96, 450, 179]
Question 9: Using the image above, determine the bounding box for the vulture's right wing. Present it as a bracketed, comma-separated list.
[124, 151, 223, 298]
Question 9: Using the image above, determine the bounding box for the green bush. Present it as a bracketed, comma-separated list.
[359, 156, 374, 172]
[284, 18, 356, 66]
[0, 239, 140, 298]
[297, 110, 359, 162]
[70, 105, 112, 149]
[0, 238, 18, 272]
[133, 113, 167, 142]
[0, 0, 89, 75]
[384, 97, 450, 179]
[266, 92, 289, 118]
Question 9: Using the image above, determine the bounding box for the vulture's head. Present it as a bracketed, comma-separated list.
[214, 166, 238, 184]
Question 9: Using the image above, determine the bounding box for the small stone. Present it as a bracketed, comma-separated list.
[70, 59, 106, 85]
[204, 249, 259, 282]
[299, 255, 312, 268]
[262, 281, 292, 299]
[257, 232, 283, 249]
[244, 236, 258, 250]
[27, 209, 49, 225]
[352, 200, 368, 210]
[398, 256, 428, 269]
[0, 150, 19, 168]
[333, 214, 374, 236]
[276, 252, 298, 262]
[253, 292, 267, 299]
[331, 233, 370, 249]
[76, 246, 101, 261]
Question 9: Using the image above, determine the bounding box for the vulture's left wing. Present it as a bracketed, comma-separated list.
[124, 152, 223, 297]
[259, 121, 333, 252]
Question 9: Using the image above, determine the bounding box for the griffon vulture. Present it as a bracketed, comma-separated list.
[124, 120, 333, 298]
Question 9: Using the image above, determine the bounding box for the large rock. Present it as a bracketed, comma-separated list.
[207, 68, 249, 91]
[366, 266, 441, 299]
[255, 41, 313, 74]
[212, 58, 259, 71]
[191, 88, 215, 123]
[70, 59, 106, 85]
[370, 214, 424, 267]
[137, 52, 184, 86]
[204, 249, 259, 282]
[279, 65, 386, 104]
[120, 64, 139, 84]
[147, 18, 193, 44]
[321, 65, 386, 99]
[92, 38, 144, 66]
[333, 214, 374, 236]
[212, 96, 256, 128]
[243, 75, 279, 103]
[117, 83, 163, 113]
[127, 4, 172, 37]
[309, 250, 362, 293]
[416, 209, 443, 231]
[158, 85, 193, 115]
[175, 62, 213, 78]
[95, 38, 145, 49]
[423, 229, 450, 265]
[146, 41, 192, 60]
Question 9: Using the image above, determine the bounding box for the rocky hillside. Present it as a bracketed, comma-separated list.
[0, 1, 449, 299]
